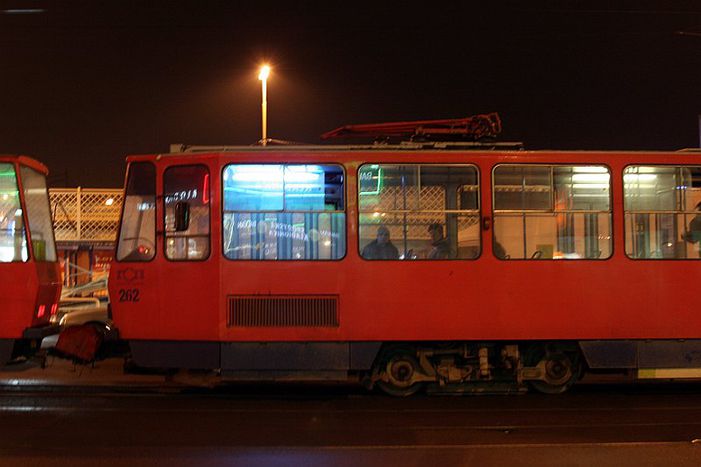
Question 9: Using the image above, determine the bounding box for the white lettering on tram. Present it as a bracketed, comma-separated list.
[235, 219, 339, 241]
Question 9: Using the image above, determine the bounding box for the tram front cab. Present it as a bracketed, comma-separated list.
[0, 156, 61, 365]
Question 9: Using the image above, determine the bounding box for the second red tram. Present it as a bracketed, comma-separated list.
[109, 145, 701, 394]
[0, 155, 61, 365]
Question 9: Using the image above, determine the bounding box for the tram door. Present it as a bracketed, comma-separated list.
[159, 164, 216, 340]
[113, 162, 215, 341]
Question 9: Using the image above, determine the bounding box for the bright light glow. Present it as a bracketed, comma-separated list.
[0, 243, 28, 262]
[258, 64, 270, 145]
[105, 198, 114, 206]
[227, 165, 324, 184]
[258, 65, 271, 81]
[229, 165, 283, 183]
[624, 174, 658, 182]
[573, 166, 609, 173]
[572, 184, 610, 189]
[0, 247, 13, 262]
[285, 166, 323, 183]
[571, 174, 610, 183]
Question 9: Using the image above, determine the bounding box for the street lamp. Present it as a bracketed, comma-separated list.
[258, 64, 271, 146]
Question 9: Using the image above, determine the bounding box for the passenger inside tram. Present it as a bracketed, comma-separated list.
[358, 164, 480, 261]
[682, 201, 701, 257]
[361, 225, 399, 260]
[427, 223, 452, 259]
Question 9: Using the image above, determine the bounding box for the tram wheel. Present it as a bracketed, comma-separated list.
[376, 346, 426, 397]
[526, 345, 581, 395]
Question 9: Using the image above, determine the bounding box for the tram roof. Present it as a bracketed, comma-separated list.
[0, 155, 49, 174]
[168, 143, 701, 154]
[169, 141, 525, 153]
[124, 143, 701, 164]
[147, 143, 700, 157]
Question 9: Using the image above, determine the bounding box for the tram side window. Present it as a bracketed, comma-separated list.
[0, 163, 28, 262]
[358, 164, 480, 260]
[624, 166, 701, 259]
[19, 166, 57, 262]
[222, 164, 345, 260]
[164, 165, 210, 261]
[493, 165, 612, 260]
[116, 162, 156, 262]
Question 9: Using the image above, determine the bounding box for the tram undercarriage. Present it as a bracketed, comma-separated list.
[95, 338, 701, 395]
[113, 339, 586, 395]
[368, 342, 583, 396]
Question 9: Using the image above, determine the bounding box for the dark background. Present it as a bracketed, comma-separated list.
[1, 0, 700, 187]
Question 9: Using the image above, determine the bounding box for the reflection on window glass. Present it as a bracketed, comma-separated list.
[0, 163, 27, 262]
[624, 166, 701, 259]
[116, 162, 156, 261]
[493, 165, 612, 260]
[224, 165, 284, 211]
[493, 165, 551, 211]
[222, 164, 345, 260]
[358, 164, 480, 260]
[20, 166, 57, 262]
[164, 165, 210, 260]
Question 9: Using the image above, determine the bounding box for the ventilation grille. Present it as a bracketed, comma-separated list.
[227, 295, 339, 327]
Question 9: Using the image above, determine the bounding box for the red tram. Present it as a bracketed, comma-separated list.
[109, 144, 701, 394]
[0, 155, 61, 365]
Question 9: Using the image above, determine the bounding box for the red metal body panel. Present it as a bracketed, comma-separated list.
[0, 155, 61, 339]
[0, 262, 39, 338]
[109, 149, 701, 344]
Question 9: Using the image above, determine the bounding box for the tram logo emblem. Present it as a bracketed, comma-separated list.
[116, 267, 144, 283]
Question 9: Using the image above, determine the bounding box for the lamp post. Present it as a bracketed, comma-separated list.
[258, 64, 270, 146]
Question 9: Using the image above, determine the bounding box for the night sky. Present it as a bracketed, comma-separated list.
[1, 1, 700, 188]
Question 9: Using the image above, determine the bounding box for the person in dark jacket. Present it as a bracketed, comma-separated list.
[427, 223, 451, 259]
[361, 225, 399, 260]
[683, 201, 701, 257]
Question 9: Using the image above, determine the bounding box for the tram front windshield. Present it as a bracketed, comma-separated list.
[20, 166, 57, 262]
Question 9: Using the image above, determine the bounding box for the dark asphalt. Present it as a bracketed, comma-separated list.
[1, 381, 701, 466]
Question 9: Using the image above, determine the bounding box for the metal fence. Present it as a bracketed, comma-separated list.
[50, 188, 124, 243]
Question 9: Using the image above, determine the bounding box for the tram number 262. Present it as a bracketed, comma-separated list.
[118, 288, 140, 302]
